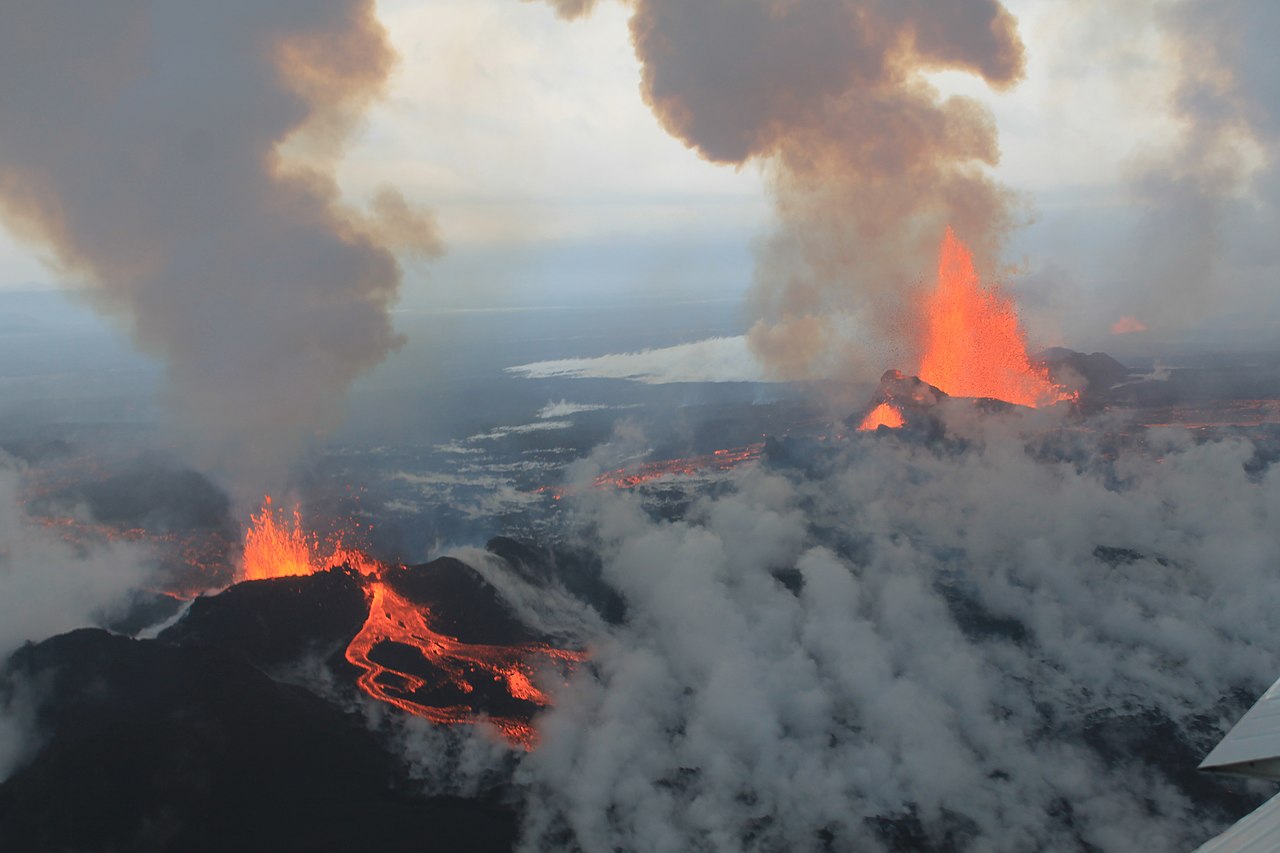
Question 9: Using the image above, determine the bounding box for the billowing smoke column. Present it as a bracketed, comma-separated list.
[0, 1, 438, 487]
[533, 0, 1025, 380]
[1119, 0, 1280, 333]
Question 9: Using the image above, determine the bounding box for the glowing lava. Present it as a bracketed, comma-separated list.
[242, 496, 319, 581]
[241, 497, 582, 747]
[344, 577, 585, 749]
[540, 444, 766, 500]
[858, 402, 905, 431]
[917, 228, 1069, 407]
[241, 496, 381, 581]
[594, 444, 764, 490]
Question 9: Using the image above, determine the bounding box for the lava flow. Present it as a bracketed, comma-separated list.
[917, 227, 1069, 407]
[541, 444, 765, 500]
[344, 578, 585, 749]
[240, 497, 583, 747]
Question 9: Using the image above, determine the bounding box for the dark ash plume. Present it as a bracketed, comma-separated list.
[0, 1, 437, 487]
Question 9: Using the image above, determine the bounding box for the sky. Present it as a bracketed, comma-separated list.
[342, 0, 1198, 338]
[0, 0, 1273, 350]
[0, 3, 1160, 271]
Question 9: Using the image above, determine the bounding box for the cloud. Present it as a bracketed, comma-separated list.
[1113, 0, 1280, 336]
[534, 0, 1027, 381]
[0, 1, 428, 494]
[514, 410, 1279, 850]
[0, 458, 152, 781]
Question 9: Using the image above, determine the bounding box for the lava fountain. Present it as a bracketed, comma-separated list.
[239, 497, 583, 747]
[859, 228, 1070, 431]
[242, 496, 380, 581]
[917, 227, 1069, 406]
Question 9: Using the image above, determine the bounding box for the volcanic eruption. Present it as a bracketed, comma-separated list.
[4, 1, 1280, 851]
[858, 227, 1071, 431]
[239, 498, 585, 748]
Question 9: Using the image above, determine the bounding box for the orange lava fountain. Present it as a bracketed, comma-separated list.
[242, 496, 381, 581]
[917, 228, 1069, 407]
[240, 497, 583, 748]
[242, 496, 319, 581]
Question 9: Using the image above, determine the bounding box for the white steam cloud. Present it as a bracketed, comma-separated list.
[531, 0, 1026, 381]
[0, 459, 153, 781]
[511, 410, 1279, 850]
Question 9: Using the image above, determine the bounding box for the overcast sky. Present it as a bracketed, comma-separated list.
[1, 0, 1273, 351]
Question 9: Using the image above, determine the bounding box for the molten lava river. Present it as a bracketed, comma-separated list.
[242, 497, 584, 749]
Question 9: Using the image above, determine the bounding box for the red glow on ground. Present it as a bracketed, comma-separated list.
[1111, 316, 1147, 335]
[858, 402, 905, 431]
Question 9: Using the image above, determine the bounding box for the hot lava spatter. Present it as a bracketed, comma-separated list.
[918, 227, 1070, 407]
[858, 227, 1071, 430]
[241, 497, 584, 748]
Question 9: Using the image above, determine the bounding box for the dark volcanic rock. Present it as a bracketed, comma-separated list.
[159, 567, 369, 667]
[1038, 348, 1129, 410]
[0, 629, 516, 853]
[486, 536, 556, 586]
[1079, 706, 1263, 825]
[486, 536, 625, 625]
[101, 589, 189, 636]
[76, 456, 233, 532]
[388, 558, 535, 646]
[848, 370, 950, 438]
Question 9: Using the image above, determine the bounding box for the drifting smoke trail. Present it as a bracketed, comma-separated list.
[534, 0, 1025, 380]
[1114, 0, 1280, 334]
[510, 414, 1280, 852]
[0, 2, 439, 489]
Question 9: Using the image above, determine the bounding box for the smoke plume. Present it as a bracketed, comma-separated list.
[509, 412, 1279, 851]
[1118, 0, 1280, 333]
[0, 2, 435, 488]
[535, 0, 1025, 380]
